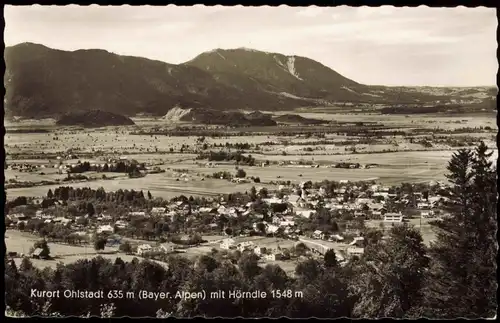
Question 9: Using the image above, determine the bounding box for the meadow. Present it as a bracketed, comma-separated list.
[5, 112, 496, 200]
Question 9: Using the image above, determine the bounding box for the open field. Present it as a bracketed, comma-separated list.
[5, 171, 273, 200]
[286, 111, 497, 130]
[5, 112, 496, 155]
[5, 229, 107, 255]
[5, 111, 496, 199]
[4, 169, 128, 183]
[5, 230, 168, 270]
[5, 229, 299, 272]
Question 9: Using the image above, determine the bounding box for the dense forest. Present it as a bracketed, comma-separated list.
[5, 142, 497, 318]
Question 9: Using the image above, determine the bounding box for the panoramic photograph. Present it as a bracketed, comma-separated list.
[3, 5, 498, 318]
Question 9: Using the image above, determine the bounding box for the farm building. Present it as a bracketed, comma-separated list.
[349, 237, 365, 247]
[312, 230, 325, 239]
[53, 217, 72, 225]
[383, 213, 404, 224]
[151, 207, 166, 215]
[32, 248, 49, 259]
[97, 225, 114, 234]
[264, 253, 284, 261]
[136, 244, 153, 256]
[295, 209, 315, 218]
[159, 243, 176, 254]
[420, 210, 435, 218]
[329, 234, 344, 242]
[254, 246, 267, 256]
[417, 202, 430, 209]
[114, 220, 128, 229]
[237, 241, 254, 252]
[347, 247, 365, 257]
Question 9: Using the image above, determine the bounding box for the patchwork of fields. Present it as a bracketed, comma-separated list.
[5, 112, 496, 200]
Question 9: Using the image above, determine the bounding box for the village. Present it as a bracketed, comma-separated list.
[5, 170, 447, 274]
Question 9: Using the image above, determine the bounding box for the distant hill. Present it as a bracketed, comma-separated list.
[56, 110, 135, 127]
[5, 43, 497, 119]
[4, 44, 311, 119]
[273, 114, 326, 125]
[164, 106, 276, 126]
[185, 48, 364, 102]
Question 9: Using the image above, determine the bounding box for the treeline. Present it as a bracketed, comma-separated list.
[69, 161, 146, 174]
[196, 151, 256, 166]
[381, 105, 455, 114]
[380, 102, 496, 115]
[6, 128, 51, 133]
[211, 142, 253, 149]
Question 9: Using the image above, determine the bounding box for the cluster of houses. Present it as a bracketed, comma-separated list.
[136, 243, 176, 256]
[7, 180, 447, 241]
[219, 238, 286, 261]
[6, 176, 450, 267]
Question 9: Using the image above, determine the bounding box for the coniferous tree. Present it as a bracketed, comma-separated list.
[419, 144, 497, 318]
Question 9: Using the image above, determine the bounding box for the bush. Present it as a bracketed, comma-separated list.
[236, 169, 247, 178]
[119, 241, 132, 254]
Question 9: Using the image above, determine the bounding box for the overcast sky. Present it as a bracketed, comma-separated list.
[4, 5, 497, 87]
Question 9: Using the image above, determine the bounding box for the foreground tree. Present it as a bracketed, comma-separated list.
[323, 249, 338, 268]
[351, 225, 429, 318]
[418, 143, 497, 318]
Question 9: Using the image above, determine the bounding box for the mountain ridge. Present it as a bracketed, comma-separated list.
[4, 42, 496, 119]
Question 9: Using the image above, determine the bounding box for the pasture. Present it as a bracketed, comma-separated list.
[5, 171, 272, 200]
[5, 111, 496, 200]
[283, 111, 497, 131]
[5, 230, 169, 270]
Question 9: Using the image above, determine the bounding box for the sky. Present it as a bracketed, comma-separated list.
[4, 5, 498, 87]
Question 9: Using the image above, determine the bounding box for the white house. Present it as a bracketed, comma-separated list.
[151, 207, 166, 215]
[420, 210, 435, 218]
[159, 243, 176, 254]
[114, 220, 128, 229]
[264, 253, 283, 261]
[295, 210, 315, 218]
[254, 246, 267, 256]
[97, 225, 114, 234]
[280, 220, 295, 227]
[263, 197, 284, 205]
[53, 217, 73, 225]
[349, 237, 365, 247]
[136, 244, 153, 256]
[312, 230, 325, 240]
[266, 224, 280, 234]
[97, 214, 112, 222]
[384, 213, 404, 224]
[237, 241, 254, 252]
[271, 216, 282, 225]
[217, 205, 227, 215]
[417, 202, 430, 209]
[329, 234, 344, 242]
[220, 238, 236, 250]
[347, 247, 365, 257]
